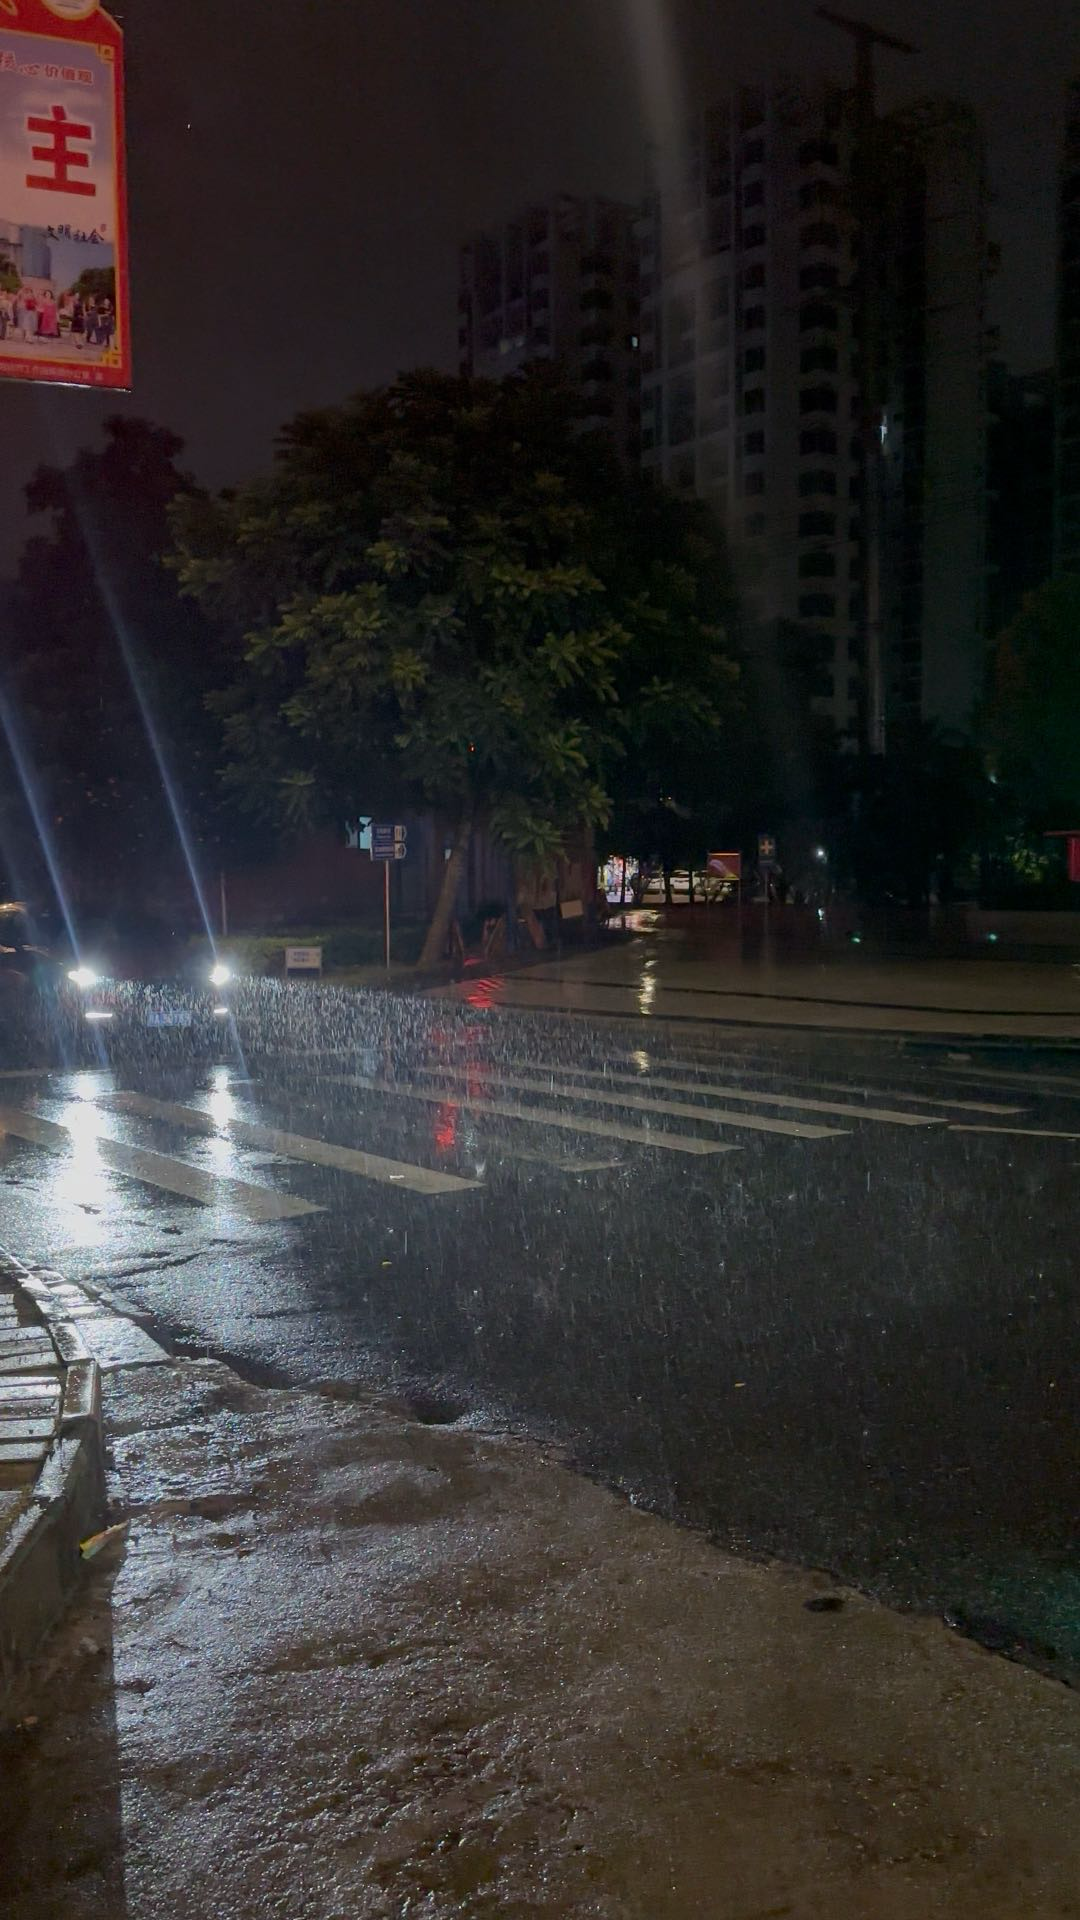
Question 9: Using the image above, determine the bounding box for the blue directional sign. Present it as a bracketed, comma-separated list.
[372, 823, 407, 862]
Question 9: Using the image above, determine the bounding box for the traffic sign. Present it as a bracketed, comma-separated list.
[345, 817, 372, 851]
[372, 824, 407, 862]
[757, 833, 777, 865]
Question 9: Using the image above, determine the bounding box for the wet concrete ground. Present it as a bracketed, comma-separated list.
[1, 982, 1079, 1676]
[6, 1360, 1079, 1920]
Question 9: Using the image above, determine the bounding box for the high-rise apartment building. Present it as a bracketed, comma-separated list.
[1055, 76, 1080, 574]
[986, 363, 1055, 636]
[457, 195, 640, 462]
[638, 82, 990, 742]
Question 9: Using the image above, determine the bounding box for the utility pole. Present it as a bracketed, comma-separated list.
[817, 8, 916, 757]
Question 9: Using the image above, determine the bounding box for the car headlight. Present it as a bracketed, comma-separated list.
[67, 966, 99, 989]
[209, 962, 232, 987]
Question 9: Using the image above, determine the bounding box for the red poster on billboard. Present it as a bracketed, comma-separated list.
[707, 851, 742, 880]
[0, 0, 129, 390]
[1068, 835, 1080, 886]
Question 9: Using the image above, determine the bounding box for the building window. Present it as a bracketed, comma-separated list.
[580, 286, 613, 311]
[742, 263, 766, 290]
[799, 138, 839, 168]
[799, 593, 836, 618]
[743, 180, 765, 208]
[740, 88, 765, 129]
[801, 222, 840, 249]
[743, 137, 766, 165]
[742, 224, 766, 249]
[745, 511, 767, 536]
[799, 179, 838, 210]
[799, 550, 837, 578]
[800, 263, 838, 291]
[799, 510, 836, 537]
[744, 429, 765, 455]
[531, 287, 549, 310]
[801, 426, 838, 455]
[668, 373, 696, 445]
[744, 470, 766, 496]
[801, 343, 838, 373]
[799, 468, 837, 496]
[800, 301, 839, 331]
[742, 386, 766, 414]
[671, 454, 696, 491]
[743, 305, 766, 331]
[744, 346, 766, 373]
[800, 386, 838, 414]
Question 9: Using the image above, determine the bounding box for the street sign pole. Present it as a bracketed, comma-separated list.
[371, 823, 407, 969]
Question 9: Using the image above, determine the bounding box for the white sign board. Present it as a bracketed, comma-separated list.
[284, 945, 322, 973]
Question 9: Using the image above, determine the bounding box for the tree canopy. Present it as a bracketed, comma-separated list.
[172, 368, 743, 961]
[983, 575, 1080, 825]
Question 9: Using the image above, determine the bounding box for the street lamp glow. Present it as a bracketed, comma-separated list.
[209, 962, 232, 987]
[814, 847, 828, 862]
[67, 965, 99, 989]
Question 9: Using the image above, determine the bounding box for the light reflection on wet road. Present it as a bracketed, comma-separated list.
[2, 982, 1079, 1678]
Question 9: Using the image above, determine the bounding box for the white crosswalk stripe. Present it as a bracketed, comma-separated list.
[515, 1062, 944, 1128]
[0, 1105, 322, 1222]
[420, 1064, 845, 1141]
[949, 1123, 1080, 1141]
[599, 1053, 1025, 1115]
[104, 1093, 482, 1196]
[330, 1075, 738, 1156]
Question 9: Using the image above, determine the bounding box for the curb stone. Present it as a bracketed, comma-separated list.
[0, 1250, 105, 1701]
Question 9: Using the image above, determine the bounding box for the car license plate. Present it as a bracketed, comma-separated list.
[146, 1008, 193, 1028]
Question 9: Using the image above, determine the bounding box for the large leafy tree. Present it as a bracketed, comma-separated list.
[983, 576, 1080, 825]
[0, 417, 227, 928]
[172, 369, 742, 964]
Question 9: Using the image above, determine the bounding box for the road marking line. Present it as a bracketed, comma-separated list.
[603, 1056, 1024, 1115]
[105, 1092, 481, 1196]
[949, 1124, 1080, 1140]
[423, 1065, 844, 1140]
[0, 1106, 322, 1222]
[473, 1140, 621, 1174]
[330, 1076, 737, 1157]
[936, 1066, 1080, 1100]
[517, 1062, 940, 1129]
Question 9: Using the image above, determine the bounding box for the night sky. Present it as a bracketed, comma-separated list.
[2, 0, 1077, 566]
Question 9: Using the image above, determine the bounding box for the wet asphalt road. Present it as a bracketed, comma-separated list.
[2, 981, 1078, 1676]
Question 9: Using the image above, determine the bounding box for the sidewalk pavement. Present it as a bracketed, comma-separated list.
[437, 929, 1080, 1039]
[0, 1255, 104, 1697]
[2, 1356, 1077, 1919]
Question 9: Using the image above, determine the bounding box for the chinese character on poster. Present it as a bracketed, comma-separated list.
[0, 0, 129, 389]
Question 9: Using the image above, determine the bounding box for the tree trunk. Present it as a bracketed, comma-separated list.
[419, 808, 473, 971]
[582, 820, 597, 941]
[687, 866, 696, 908]
[663, 865, 674, 908]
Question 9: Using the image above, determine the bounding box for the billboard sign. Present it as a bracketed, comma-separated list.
[0, 0, 129, 389]
[707, 850, 741, 881]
